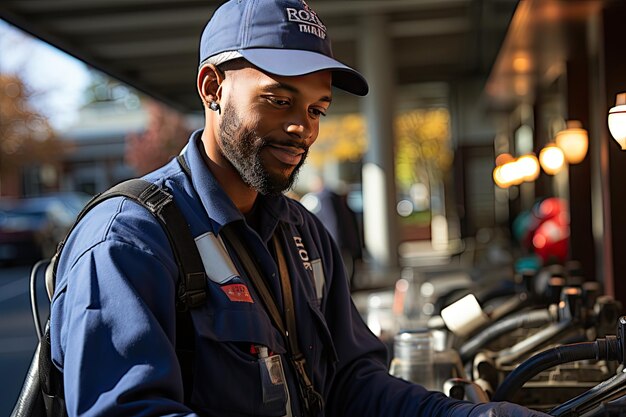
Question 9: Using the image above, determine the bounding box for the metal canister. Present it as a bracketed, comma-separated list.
[389, 329, 436, 390]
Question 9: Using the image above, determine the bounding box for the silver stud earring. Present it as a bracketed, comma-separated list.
[209, 101, 220, 113]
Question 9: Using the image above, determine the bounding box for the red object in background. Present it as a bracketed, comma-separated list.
[530, 198, 570, 264]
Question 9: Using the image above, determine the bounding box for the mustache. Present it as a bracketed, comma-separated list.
[259, 137, 309, 152]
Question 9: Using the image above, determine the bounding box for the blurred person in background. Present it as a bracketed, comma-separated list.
[301, 174, 362, 287]
[49, 0, 549, 416]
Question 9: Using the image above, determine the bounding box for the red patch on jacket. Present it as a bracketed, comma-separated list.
[221, 284, 254, 303]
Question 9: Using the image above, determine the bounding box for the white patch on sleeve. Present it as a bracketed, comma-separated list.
[311, 259, 325, 300]
[194, 231, 238, 284]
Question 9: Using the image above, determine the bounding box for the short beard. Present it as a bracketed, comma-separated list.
[218, 102, 308, 196]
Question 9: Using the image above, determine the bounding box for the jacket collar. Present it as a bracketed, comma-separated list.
[182, 130, 303, 238]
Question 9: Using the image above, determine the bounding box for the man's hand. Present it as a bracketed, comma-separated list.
[468, 401, 551, 417]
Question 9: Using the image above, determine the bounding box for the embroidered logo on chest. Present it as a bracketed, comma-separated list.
[293, 236, 313, 271]
[292, 235, 325, 301]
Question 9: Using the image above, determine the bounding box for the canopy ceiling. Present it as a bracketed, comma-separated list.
[0, 0, 517, 113]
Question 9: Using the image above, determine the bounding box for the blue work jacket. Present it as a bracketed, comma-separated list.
[50, 131, 515, 417]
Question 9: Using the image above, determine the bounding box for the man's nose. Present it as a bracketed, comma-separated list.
[285, 111, 313, 141]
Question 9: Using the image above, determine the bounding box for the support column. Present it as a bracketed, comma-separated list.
[599, 3, 626, 304]
[359, 14, 399, 270]
[587, 8, 609, 292]
[565, 24, 595, 281]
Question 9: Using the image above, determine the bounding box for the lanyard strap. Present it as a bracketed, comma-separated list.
[272, 232, 300, 355]
[220, 224, 287, 337]
[220, 223, 323, 417]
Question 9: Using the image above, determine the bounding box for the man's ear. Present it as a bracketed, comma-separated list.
[197, 63, 224, 105]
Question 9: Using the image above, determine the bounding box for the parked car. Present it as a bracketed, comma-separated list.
[0, 192, 91, 266]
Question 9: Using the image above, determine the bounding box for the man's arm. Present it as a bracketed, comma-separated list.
[312, 216, 549, 417]
[50, 198, 199, 417]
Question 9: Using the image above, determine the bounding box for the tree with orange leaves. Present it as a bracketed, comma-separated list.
[0, 74, 63, 196]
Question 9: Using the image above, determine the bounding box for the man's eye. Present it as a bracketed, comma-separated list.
[266, 97, 290, 106]
[310, 108, 327, 118]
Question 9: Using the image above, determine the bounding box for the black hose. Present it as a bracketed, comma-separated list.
[474, 281, 518, 305]
[492, 337, 622, 402]
[459, 309, 552, 362]
[549, 371, 626, 416]
[30, 259, 50, 342]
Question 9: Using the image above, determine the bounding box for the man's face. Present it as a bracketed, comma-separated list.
[217, 66, 332, 195]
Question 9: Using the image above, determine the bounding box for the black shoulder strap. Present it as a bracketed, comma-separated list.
[46, 178, 205, 409]
[52, 179, 206, 310]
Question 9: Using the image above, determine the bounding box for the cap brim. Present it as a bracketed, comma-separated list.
[240, 48, 369, 96]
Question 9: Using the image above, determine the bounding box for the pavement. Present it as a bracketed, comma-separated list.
[0, 265, 44, 416]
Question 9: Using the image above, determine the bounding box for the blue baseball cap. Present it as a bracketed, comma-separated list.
[199, 0, 369, 96]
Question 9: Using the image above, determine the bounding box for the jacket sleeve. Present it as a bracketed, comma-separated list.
[315, 218, 549, 417]
[49, 198, 200, 417]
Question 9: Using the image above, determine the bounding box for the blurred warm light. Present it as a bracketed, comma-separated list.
[513, 56, 531, 73]
[608, 93, 626, 150]
[493, 153, 539, 188]
[493, 166, 510, 188]
[539, 144, 565, 175]
[555, 120, 588, 164]
[495, 152, 514, 166]
[517, 154, 540, 181]
[500, 160, 521, 185]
